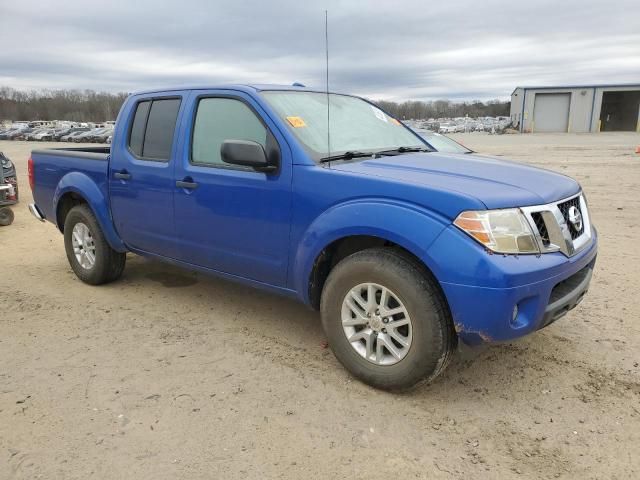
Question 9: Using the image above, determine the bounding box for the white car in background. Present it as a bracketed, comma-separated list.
[438, 122, 457, 134]
[33, 129, 55, 141]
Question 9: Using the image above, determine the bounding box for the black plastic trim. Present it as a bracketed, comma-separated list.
[540, 261, 595, 328]
[31, 147, 110, 161]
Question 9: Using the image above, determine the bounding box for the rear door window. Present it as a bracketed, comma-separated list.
[129, 101, 150, 156]
[128, 98, 181, 161]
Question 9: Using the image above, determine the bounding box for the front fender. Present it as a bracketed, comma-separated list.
[53, 172, 127, 252]
[292, 198, 450, 304]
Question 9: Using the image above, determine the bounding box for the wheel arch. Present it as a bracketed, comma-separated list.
[293, 200, 451, 310]
[53, 172, 127, 252]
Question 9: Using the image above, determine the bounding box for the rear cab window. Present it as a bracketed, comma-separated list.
[128, 97, 181, 161]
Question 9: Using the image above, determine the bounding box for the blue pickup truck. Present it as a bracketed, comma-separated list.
[28, 84, 597, 389]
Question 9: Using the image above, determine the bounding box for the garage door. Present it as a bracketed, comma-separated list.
[533, 93, 571, 132]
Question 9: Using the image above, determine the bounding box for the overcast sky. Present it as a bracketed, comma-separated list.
[0, 0, 638, 101]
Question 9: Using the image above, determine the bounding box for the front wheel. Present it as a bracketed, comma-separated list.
[320, 248, 456, 390]
[63, 204, 126, 285]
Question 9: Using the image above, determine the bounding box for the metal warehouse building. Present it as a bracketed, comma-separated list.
[510, 84, 640, 133]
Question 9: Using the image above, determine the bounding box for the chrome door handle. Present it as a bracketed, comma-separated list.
[176, 180, 198, 189]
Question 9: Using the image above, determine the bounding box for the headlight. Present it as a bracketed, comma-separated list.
[454, 209, 539, 254]
[2, 159, 13, 169]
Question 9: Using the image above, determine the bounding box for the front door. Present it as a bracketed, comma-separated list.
[173, 92, 292, 286]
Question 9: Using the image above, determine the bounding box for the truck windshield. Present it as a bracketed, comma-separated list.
[261, 91, 427, 161]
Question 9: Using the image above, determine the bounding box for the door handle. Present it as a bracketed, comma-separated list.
[114, 171, 131, 180]
[176, 180, 198, 189]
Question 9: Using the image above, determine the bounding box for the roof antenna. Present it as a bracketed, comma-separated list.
[324, 10, 331, 166]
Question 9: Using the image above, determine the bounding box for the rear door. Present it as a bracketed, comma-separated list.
[109, 94, 184, 257]
[172, 90, 292, 286]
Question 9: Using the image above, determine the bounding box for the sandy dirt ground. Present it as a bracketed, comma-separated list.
[1, 133, 639, 479]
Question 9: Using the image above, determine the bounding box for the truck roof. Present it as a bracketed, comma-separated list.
[129, 83, 347, 97]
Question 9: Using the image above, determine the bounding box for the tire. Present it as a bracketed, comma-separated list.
[0, 207, 14, 226]
[63, 204, 126, 285]
[320, 248, 456, 390]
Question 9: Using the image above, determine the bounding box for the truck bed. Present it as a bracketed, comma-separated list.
[30, 146, 111, 224]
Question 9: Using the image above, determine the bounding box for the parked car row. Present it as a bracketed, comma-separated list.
[0, 124, 114, 143]
[62, 127, 113, 143]
[406, 116, 513, 134]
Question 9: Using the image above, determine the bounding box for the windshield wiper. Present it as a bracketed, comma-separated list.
[319, 151, 372, 163]
[373, 146, 431, 157]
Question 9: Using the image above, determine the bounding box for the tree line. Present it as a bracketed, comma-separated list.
[0, 87, 128, 123]
[375, 98, 510, 120]
[0, 86, 511, 123]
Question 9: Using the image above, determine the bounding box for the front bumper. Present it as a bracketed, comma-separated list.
[428, 225, 598, 345]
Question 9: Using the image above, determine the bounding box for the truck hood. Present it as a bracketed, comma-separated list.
[331, 152, 580, 209]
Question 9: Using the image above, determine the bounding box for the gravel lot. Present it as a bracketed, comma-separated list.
[1, 133, 639, 479]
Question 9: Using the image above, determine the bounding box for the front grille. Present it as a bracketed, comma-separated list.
[521, 192, 592, 257]
[557, 196, 585, 239]
[530, 212, 550, 246]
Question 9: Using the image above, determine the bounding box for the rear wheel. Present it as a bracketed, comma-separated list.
[63, 204, 126, 285]
[0, 207, 14, 226]
[320, 248, 456, 390]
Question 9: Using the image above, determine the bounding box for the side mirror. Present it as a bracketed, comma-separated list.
[221, 140, 276, 172]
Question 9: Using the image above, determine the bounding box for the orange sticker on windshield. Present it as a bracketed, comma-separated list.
[391, 118, 401, 125]
[286, 116, 307, 128]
